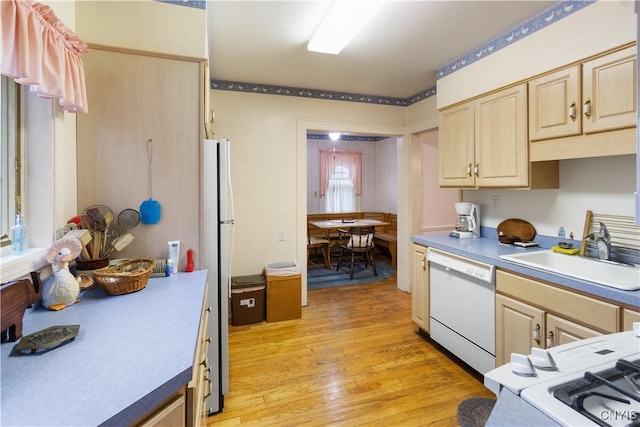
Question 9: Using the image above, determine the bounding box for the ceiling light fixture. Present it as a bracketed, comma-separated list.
[329, 132, 341, 141]
[307, 0, 383, 55]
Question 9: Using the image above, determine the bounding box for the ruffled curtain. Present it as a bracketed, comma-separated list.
[1, 0, 88, 113]
[319, 149, 362, 197]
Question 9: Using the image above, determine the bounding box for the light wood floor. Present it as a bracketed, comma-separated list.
[208, 275, 494, 426]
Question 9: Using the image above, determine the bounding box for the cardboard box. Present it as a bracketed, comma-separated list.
[264, 266, 301, 322]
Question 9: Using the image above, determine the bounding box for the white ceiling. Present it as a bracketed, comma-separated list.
[207, 1, 557, 99]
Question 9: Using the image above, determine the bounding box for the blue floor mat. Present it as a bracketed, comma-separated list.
[307, 257, 396, 289]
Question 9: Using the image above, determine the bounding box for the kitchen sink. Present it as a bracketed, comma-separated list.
[500, 250, 640, 291]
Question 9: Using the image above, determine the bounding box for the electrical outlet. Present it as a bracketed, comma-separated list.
[278, 230, 285, 241]
[490, 195, 500, 209]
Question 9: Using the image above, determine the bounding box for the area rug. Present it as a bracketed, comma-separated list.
[307, 259, 396, 289]
[457, 397, 496, 427]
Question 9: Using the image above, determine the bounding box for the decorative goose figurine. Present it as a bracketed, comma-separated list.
[43, 237, 83, 311]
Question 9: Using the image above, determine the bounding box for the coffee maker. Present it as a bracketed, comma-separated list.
[449, 202, 480, 239]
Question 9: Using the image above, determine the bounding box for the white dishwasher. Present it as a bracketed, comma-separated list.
[427, 247, 496, 375]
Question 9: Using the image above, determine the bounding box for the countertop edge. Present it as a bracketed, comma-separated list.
[100, 368, 193, 426]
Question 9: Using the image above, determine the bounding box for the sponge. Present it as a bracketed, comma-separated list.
[551, 246, 579, 255]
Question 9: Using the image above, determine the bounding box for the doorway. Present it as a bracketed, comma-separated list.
[297, 125, 403, 305]
[306, 131, 398, 214]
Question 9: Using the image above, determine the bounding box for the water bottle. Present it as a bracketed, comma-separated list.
[11, 214, 29, 255]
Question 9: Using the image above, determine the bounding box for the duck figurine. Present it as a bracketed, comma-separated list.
[43, 237, 84, 311]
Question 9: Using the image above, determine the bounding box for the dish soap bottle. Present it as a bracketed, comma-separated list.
[11, 213, 29, 255]
[166, 259, 173, 276]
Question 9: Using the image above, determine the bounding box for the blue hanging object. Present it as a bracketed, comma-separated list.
[140, 138, 161, 225]
[140, 199, 161, 224]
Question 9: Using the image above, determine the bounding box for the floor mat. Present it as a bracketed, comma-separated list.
[457, 397, 496, 427]
[307, 258, 395, 289]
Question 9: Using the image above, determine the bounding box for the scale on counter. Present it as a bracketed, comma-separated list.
[14, 325, 80, 354]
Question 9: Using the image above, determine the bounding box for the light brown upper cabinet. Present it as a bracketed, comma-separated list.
[439, 100, 475, 187]
[529, 45, 637, 161]
[529, 66, 582, 140]
[439, 83, 558, 189]
[583, 46, 636, 133]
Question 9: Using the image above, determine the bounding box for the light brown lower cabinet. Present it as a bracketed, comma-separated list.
[411, 244, 429, 333]
[495, 294, 544, 366]
[138, 393, 187, 427]
[545, 313, 603, 348]
[188, 287, 211, 427]
[495, 270, 621, 367]
[623, 308, 640, 331]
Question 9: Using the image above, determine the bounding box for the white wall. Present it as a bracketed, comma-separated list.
[75, 1, 206, 58]
[418, 130, 459, 232]
[463, 155, 636, 239]
[374, 138, 398, 213]
[211, 90, 407, 302]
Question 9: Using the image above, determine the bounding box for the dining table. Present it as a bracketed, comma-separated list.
[308, 219, 390, 268]
[308, 218, 390, 232]
[308, 219, 390, 249]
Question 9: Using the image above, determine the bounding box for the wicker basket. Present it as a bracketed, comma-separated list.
[93, 259, 155, 296]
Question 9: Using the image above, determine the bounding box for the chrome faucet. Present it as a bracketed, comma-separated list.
[585, 222, 611, 261]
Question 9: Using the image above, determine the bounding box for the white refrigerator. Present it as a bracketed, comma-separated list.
[203, 138, 233, 415]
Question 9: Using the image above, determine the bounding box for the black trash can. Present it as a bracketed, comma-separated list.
[230, 274, 266, 326]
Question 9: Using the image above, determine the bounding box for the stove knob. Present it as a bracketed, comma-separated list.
[510, 353, 536, 377]
[530, 347, 557, 371]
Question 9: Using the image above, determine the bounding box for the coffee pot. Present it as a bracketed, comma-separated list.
[452, 202, 480, 238]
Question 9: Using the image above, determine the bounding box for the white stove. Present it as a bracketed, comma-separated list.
[485, 329, 640, 426]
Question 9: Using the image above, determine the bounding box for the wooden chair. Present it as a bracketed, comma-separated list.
[336, 226, 377, 279]
[307, 225, 332, 270]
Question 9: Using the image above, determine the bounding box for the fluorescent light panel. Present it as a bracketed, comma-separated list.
[307, 1, 382, 55]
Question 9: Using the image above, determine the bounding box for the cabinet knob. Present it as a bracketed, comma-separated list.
[205, 336, 212, 344]
[569, 102, 576, 121]
[206, 306, 211, 313]
[467, 163, 472, 177]
[532, 324, 540, 343]
[546, 331, 554, 348]
[200, 357, 209, 367]
[421, 256, 426, 270]
[474, 163, 479, 177]
[583, 99, 591, 119]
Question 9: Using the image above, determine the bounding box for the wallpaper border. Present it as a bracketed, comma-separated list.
[205, 1, 596, 105]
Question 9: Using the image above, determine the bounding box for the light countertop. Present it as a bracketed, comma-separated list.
[1, 270, 208, 427]
[411, 230, 640, 308]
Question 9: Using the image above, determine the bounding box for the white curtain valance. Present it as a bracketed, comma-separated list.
[1, 0, 88, 113]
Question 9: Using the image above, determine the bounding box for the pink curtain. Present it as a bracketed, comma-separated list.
[1, 0, 88, 113]
[319, 149, 361, 196]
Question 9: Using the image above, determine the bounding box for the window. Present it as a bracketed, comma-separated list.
[325, 165, 355, 212]
[1, 75, 20, 248]
[319, 149, 361, 213]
